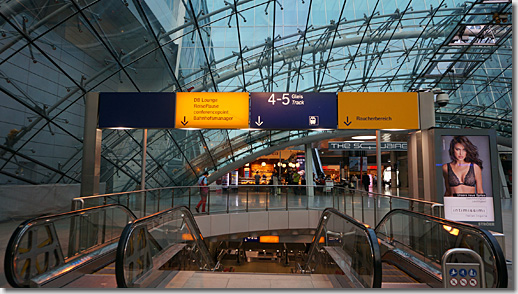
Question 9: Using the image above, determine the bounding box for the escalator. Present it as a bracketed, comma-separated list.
[4, 204, 136, 287]
[303, 208, 508, 288]
[5, 205, 508, 288]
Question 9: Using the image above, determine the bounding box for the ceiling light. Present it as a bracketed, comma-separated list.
[352, 135, 376, 140]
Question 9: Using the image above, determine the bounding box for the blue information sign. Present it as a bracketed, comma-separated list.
[98, 92, 176, 129]
[250, 92, 337, 129]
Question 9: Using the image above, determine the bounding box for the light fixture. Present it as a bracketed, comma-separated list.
[382, 129, 405, 131]
[352, 135, 376, 140]
[261, 162, 266, 167]
[282, 163, 286, 168]
[295, 163, 300, 167]
[277, 162, 282, 167]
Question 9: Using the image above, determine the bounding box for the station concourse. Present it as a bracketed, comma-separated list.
[0, 0, 513, 289]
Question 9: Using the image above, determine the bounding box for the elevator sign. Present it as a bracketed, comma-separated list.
[337, 92, 419, 129]
[175, 92, 249, 129]
[250, 92, 337, 129]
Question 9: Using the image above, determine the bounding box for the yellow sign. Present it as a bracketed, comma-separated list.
[175, 92, 249, 129]
[337, 92, 419, 129]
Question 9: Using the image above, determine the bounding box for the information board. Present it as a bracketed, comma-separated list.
[250, 92, 337, 129]
[98, 92, 176, 129]
[175, 92, 249, 129]
[337, 92, 419, 129]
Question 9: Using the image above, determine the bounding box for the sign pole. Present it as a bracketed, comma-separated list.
[376, 130, 382, 195]
[141, 129, 147, 190]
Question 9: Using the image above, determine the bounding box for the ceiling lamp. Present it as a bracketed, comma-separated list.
[351, 135, 376, 140]
[261, 162, 266, 166]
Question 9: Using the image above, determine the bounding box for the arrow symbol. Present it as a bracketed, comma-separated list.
[181, 116, 188, 126]
[344, 116, 352, 126]
[255, 116, 263, 126]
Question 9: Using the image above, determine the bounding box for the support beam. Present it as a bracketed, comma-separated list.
[81, 92, 101, 196]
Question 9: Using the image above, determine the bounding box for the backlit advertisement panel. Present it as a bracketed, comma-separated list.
[439, 135, 494, 223]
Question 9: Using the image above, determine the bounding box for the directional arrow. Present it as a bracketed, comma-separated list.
[255, 116, 263, 126]
[344, 116, 352, 126]
[181, 116, 188, 126]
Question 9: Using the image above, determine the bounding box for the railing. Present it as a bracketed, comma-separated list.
[4, 204, 136, 287]
[115, 206, 215, 288]
[72, 185, 442, 226]
[303, 207, 382, 288]
[375, 209, 508, 288]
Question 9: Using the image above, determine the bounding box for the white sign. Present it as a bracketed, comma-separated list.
[444, 197, 495, 222]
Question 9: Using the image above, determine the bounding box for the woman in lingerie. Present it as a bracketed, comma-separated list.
[442, 136, 484, 196]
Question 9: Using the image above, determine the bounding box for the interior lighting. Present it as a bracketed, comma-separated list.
[442, 225, 460, 236]
[277, 162, 282, 167]
[261, 162, 266, 167]
[110, 127, 134, 130]
[259, 236, 279, 243]
[295, 163, 300, 168]
[282, 164, 286, 168]
[352, 135, 376, 140]
[382, 129, 405, 131]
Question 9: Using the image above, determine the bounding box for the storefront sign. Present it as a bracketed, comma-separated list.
[337, 92, 419, 129]
[328, 141, 407, 151]
[250, 92, 337, 129]
[175, 92, 249, 129]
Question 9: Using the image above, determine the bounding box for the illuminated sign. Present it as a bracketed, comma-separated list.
[328, 141, 408, 151]
[250, 92, 337, 129]
[175, 92, 249, 129]
[337, 92, 419, 129]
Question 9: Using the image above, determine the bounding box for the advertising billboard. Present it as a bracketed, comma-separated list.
[439, 135, 494, 223]
[433, 128, 502, 231]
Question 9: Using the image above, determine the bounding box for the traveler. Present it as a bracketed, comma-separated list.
[195, 171, 209, 213]
[254, 172, 261, 192]
[362, 173, 370, 191]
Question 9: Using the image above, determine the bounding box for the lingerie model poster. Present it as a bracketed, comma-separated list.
[440, 135, 494, 223]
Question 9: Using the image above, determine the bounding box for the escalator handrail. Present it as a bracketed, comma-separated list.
[115, 205, 214, 288]
[4, 204, 137, 288]
[305, 207, 382, 288]
[374, 208, 508, 288]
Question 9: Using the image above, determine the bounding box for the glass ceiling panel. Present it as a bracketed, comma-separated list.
[0, 0, 511, 190]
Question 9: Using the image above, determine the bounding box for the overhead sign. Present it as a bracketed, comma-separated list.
[250, 92, 337, 129]
[98, 92, 175, 129]
[175, 92, 249, 129]
[328, 141, 407, 151]
[337, 92, 419, 129]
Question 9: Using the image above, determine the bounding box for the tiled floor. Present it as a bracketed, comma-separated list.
[165, 271, 335, 288]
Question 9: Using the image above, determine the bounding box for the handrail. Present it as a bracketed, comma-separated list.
[375, 209, 508, 288]
[304, 207, 382, 288]
[4, 204, 136, 288]
[115, 205, 215, 288]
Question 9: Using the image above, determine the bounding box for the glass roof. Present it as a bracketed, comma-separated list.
[0, 0, 512, 191]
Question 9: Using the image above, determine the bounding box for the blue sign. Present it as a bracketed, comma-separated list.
[449, 268, 458, 277]
[250, 92, 337, 129]
[468, 268, 477, 277]
[459, 268, 467, 277]
[98, 92, 176, 128]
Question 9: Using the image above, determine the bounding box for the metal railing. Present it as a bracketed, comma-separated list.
[4, 204, 136, 288]
[304, 207, 382, 288]
[115, 206, 215, 288]
[375, 209, 508, 288]
[72, 185, 443, 227]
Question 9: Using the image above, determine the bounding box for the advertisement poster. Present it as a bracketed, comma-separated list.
[349, 157, 368, 172]
[440, 135, 494, 223]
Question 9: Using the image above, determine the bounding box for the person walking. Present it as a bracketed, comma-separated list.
[195, 171, 209, 213]
[362, 173, 370, 192]
[254, 172, 261, 192]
